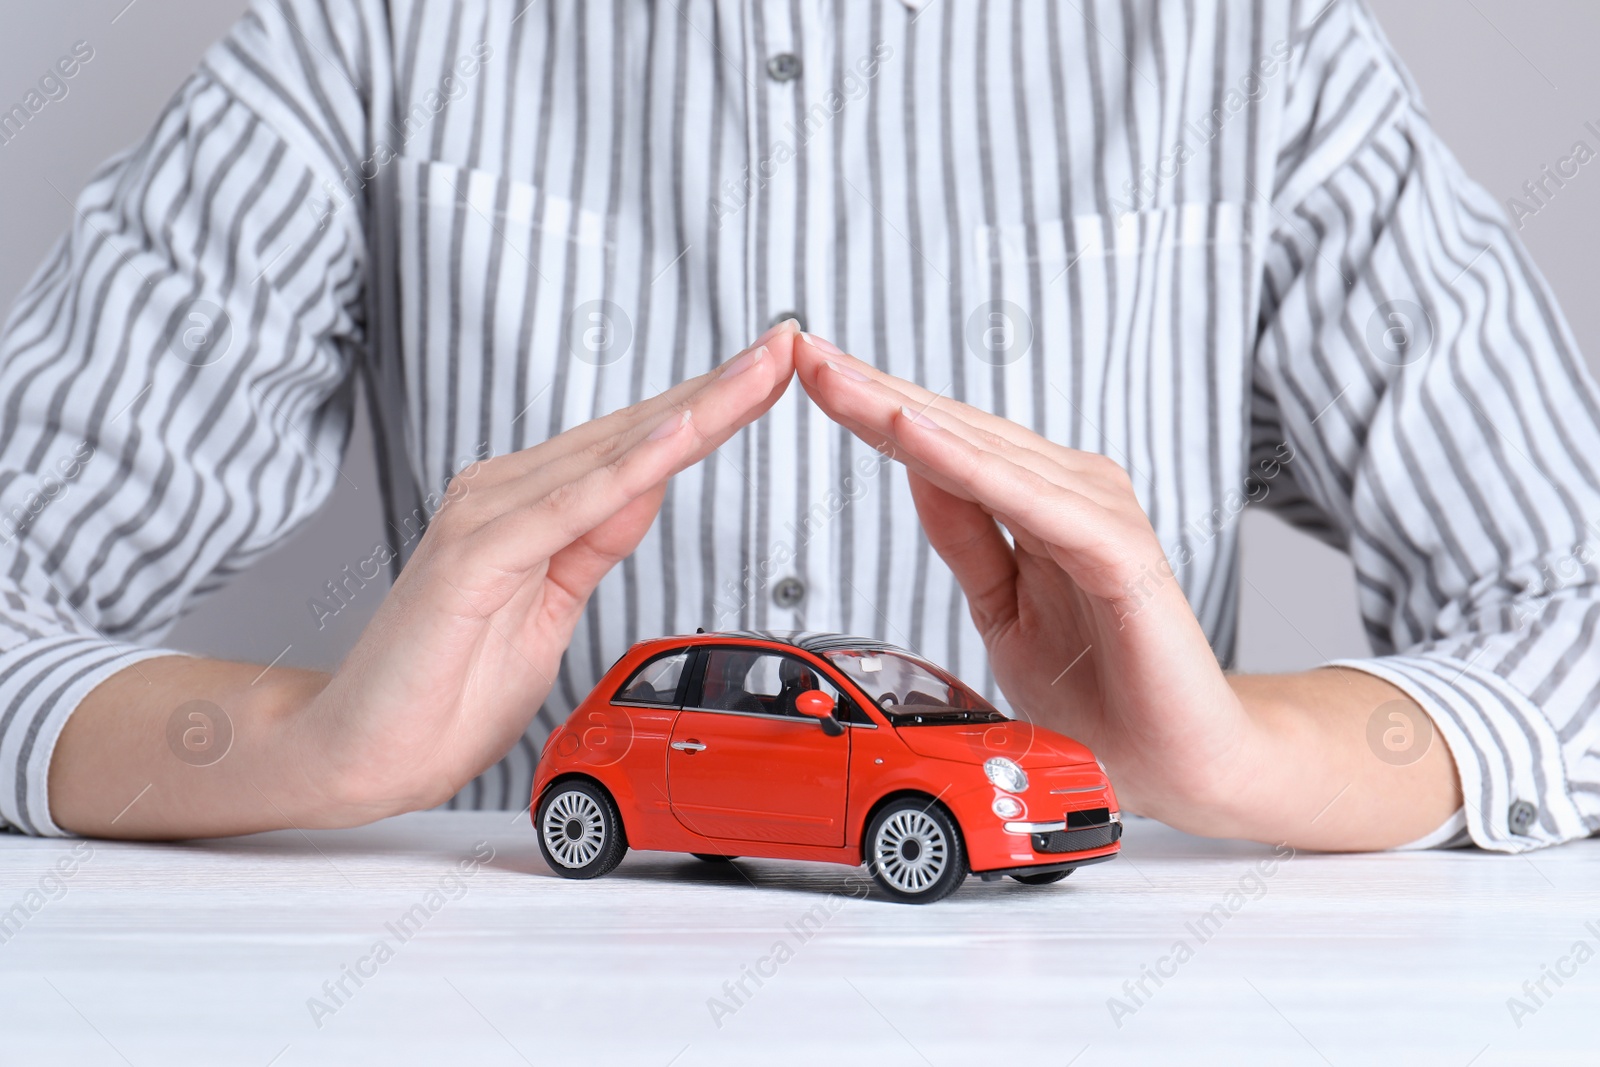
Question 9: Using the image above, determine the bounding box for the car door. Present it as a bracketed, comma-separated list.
[667, 647, 849, 846]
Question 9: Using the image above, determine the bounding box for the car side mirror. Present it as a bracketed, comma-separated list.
[795, 690, 844, 736]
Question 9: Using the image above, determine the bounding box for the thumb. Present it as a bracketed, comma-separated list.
[542, 486, 666, 625]
[907, 471, 1018, 633]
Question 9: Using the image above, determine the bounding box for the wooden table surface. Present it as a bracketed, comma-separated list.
[1, 812, 1595, 1066]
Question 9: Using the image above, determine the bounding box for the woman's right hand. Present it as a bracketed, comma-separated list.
[50, 323, 798, 838]
[296, 324, 799, 823]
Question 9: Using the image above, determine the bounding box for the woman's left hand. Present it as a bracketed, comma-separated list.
[792, 334, 1262, 833]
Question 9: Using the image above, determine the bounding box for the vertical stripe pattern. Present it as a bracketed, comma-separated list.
[0, 0, 1597, 854]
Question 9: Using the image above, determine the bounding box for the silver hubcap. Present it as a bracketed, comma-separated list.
[542, 790, 607, 869]
[873, 809, 948, 894]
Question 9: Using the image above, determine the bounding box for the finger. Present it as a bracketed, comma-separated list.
[800, 398, 994, 510]
[465, 319, 800, 494]
[793, 335, 1135, 511]
[448, 353, 781, 581]
[795, 333, 1103, 476]
[798, 349, 1132, 511]
[450, 336, 789, 527]
[906, 471, 1019, 631]
[891, 406, 1139, 599]
[538, 487, 667, 629]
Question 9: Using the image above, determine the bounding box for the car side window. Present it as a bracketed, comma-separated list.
[698, 649, 772, 714]
[744, 655, 785, 701]
[615, 650, 690, 705]
[698, 648, 865, 722]
[831, 686, 872, 725]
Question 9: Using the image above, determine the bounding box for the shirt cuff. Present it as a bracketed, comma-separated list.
[1391, 806, 1470, 850]
[0, 634, 185, 837]
[1329, 654, 1588, 854]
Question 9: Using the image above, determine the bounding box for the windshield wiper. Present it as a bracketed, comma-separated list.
[885, 707, 1008, 725]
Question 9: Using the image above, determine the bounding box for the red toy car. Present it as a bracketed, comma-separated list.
[531, 631, 1120, 903]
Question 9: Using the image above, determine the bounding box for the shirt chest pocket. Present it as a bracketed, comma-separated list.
[975, 201, 1259, 407]
[393, 158, 643, 492]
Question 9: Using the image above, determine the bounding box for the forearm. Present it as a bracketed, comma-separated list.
[1198, 669, 1462, 851]
[47, 655, 340, 840]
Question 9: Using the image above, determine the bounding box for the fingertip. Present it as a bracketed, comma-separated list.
[898, 404, 943, 432]
[798, 331, 844, 357]
[793, 334, 848, 382]
[719, 344, 768, 380]
[646, 409, 693, 441]
[754, 316, 801, 348]
[761, 329, 801, 381]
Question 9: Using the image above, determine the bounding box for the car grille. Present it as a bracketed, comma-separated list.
[1032, 821, 1123, 853]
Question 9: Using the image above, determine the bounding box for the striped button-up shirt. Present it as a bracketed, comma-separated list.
[2, 0, 1597, 851]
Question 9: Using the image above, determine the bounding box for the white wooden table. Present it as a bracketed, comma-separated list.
[1, 812, 1595, 1066]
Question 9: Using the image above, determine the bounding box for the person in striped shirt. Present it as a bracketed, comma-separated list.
[5, 0, 1596, 856]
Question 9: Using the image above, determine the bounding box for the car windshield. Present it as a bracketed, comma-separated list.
[823, 649, 1007, 724]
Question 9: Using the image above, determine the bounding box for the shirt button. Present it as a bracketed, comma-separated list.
[772, 576, 806, 609]
[769, 309, 805, 333]
[766, 52, 802, 83]
[1508, 800, 1538, 835]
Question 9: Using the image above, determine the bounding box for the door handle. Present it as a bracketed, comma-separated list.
[671, 740, 707, 753]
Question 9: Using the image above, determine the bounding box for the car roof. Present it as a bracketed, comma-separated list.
[640, 629, 909, 657]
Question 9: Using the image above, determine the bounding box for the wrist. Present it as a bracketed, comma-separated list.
[1200, 669, 1461, 850]
[284, 671, 472, 826]
[1112, 675, 1327, 843]
[1100, 677, 1267, 837]
[1202, 675, 1335, 839]
[251, 668, 373, 829]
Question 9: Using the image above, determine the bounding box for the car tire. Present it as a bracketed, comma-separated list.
[691, 854, 739, 863]
[865, 798, 968, 904]
[1011, 868, 1073, 886]
[536, 779, 627, 879]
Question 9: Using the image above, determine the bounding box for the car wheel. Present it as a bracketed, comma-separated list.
[865, 798, 968, 904]
[691, 854, 739, 863]
[536, 779, 627, 879]
[1011, 868, 1073, 886]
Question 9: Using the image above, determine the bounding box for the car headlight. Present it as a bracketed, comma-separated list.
[991, 795, 1024, 819]
[983, 757, 1028, 793]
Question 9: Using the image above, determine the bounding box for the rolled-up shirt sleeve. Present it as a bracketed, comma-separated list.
[1252, 0, 1600, 852]
[0, 0, 368, 835]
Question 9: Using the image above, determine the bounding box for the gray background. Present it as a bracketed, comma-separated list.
[1, 0, 1595, 676]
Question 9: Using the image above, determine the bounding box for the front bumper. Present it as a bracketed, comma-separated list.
[975, 852, 1118, 881]
[971, 806, 1120, 873]
[955, 769, 1122, 874]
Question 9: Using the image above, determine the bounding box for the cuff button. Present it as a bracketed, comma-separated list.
[1508, 800, 1538, 835]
